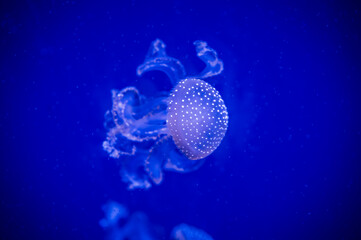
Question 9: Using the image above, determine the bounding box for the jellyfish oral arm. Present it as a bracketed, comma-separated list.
[192, 40, 224, 79]
[136, 39, 224, 87]
[136, 39, 186, 85]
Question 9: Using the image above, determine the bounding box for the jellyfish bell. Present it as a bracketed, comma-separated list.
[167, 78, 228, 160]
[103, 39, 229, 189]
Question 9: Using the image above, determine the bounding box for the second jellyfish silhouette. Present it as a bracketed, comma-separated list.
[103, 39, 229, 189]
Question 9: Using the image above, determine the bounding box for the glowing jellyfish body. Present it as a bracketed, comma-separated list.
[103, 39, 228, 189]
[168, 78, 228, 160]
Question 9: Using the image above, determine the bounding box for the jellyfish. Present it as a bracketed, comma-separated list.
[171, 224, 214, 240]
[103, 39, 228, 189]
[100, 201, 159, 240]
[100, 201, 213, 240]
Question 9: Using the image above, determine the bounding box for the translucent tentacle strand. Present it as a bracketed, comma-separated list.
[146, 136, 207, 185]
[109, 87, 168, 142]
[136, 39, 186, 85]
[193, 40, 224, 79]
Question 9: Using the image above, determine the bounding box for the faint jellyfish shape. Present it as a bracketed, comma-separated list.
[171, 224, 214, 240]
[103, 39, 228, 189]
[99, 201, 128, 228]
[100, 201, 213, 240]
[100, 201, 159, 240]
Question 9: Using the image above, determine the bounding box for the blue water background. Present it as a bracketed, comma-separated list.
[1, 0, 360, 239]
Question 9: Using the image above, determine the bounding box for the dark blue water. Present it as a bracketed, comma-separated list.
[1, 1, 360, 239]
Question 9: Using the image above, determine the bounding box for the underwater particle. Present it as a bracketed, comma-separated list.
[103, 39, 228, 189]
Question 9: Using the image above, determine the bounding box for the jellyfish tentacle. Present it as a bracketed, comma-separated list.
[129, 92, 168, 119]
[110, 87, 169, 142]
[111, 87, 140, 127]
[163, 152, 206, 173]
[136, 39, 186, 85]
[132, 109, 169, 138]
[145, 136, 206, 184]
[130, 95, 169, 139]
[120, 152, 153, 190]
[102, 128, 137, 159]
[193, 40, 224, 79]
[144, 135, 170, 185]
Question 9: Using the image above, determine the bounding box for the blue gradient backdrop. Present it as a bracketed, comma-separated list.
[1, 0, 360, 239]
